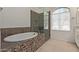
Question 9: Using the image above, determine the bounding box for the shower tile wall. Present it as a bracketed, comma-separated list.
[39, 13, 44, 33]
[31, 10, 44, 33]
[31, 10, 39, 32]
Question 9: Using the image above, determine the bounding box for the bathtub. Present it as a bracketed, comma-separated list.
[4, 32, 38, 42]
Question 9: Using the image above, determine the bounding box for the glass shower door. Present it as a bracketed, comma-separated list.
[44, 11, 50, 40]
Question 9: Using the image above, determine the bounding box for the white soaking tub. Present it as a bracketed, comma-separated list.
[4, 32, 38, 42]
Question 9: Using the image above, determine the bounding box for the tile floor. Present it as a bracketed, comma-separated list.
[36, 39, 79, 52]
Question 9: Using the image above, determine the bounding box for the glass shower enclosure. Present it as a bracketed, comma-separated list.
[31, 8, 50, 40]
[44, 11, 50, 40]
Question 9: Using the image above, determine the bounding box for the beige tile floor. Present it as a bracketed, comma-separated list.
[36, 39, 79, 52]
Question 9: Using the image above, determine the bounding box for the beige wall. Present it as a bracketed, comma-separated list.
[0, 7, 44, 28]
[0, 7, 30, 28]
[50, 7, 77, 43]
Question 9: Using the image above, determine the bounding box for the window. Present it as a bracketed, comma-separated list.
[51, 8, 70, 31]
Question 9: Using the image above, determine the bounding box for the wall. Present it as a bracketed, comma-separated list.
[50, 7, 77, 43]
[0, 7, 44, 28]
[0, 7, 31, 28]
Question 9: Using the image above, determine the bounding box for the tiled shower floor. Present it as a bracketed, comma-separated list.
[36, 39, 79, 52]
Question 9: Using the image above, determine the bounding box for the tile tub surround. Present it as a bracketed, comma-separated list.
[1, 27, 31, 49]
[1, 33, 46, 52]
[1, 27, 31, 42]
[1, 27, 49, 52]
